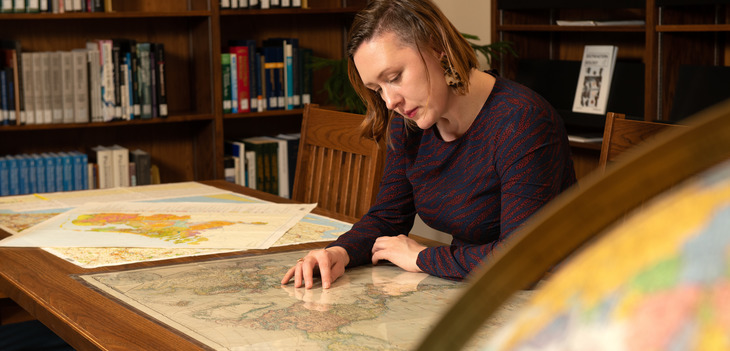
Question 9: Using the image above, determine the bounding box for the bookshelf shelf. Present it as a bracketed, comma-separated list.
[0, 11, 211, 20]
[220, 7, 361, 16]
[223, 109, 305, 120]
[0, 0, 366, 189]
[497, 24, 646, 32]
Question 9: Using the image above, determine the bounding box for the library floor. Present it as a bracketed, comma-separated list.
[0, 320, 75, 351]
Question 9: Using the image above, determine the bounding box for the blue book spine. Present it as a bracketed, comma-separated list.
[7, 156, 19, 195]
[17, 155, 29, 195]
[74, 151, 89, 190]
[70, 151, 86, 190]
[285, 44, 294, 110]
[25, 154, 38, 194]
[42, 153, 56, 193]
[33, 154, 46, 194]
[230, 53, 238, 114]
[0, 157, 9, 196]
[58, 152, 73, 191]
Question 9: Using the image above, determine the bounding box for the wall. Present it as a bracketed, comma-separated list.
[433, 0, 492, 69]
[411, 0, 492, 244]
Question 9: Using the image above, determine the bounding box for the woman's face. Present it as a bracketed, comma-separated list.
[353, 31, 450, 130]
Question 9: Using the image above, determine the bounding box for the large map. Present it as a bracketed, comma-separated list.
[0, 183, 353, 268]
[80, 250, 467, 350]
[0, 201, 316, 249]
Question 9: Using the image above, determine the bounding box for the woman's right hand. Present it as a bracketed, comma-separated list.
[281, 246, 350, 289]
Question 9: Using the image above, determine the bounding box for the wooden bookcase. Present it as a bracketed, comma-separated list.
[492, 0, 730, 178]
[492, 0, 730, 124]
[0, 0, 365, 184]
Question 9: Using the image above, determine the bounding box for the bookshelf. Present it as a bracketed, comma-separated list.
[0, 0, 365, 185]
[492, 0, 730, 177]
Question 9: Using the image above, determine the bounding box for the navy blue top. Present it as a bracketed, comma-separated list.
[329, 76, 576, 280]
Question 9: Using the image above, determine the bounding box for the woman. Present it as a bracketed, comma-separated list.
[282, 0, 576, 289]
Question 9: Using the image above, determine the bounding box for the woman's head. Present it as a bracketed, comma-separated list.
[347, 0, 478, 141]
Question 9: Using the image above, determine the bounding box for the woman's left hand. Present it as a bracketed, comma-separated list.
[371, 234, 426, 273]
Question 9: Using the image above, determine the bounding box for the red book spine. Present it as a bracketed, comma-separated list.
[229, 46, 250, 113]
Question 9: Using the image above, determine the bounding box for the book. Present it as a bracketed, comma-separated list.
[110, 144, 130, 187]
[244, 150, 256, 189]
[230, 51, 238, 113]
[40, 152, 56, 192]
[61, 50, 75, 123]
[89, 145, 113, 189]
[69, 151, 88, 190]
[21, 52, 35, 124]
[259, 136, 290, 198]
[572, 45, 618, 116]
[57, 151, 74, 191]
[71, 48, 89, 123]
[223, 156, 235, 184]
[0, 69, 8, 124]
[48, 152, 64, 192]
[23, 154, 38, 194]
[224, 139, 244, 185]
[0, 40, 23, 125]
[229, 39, 258, 112]
[6, 155, 19, 195]
[49, 51, 64, 124]
[136, 42, 152, 119]
[95, 39, 116, 122]
[129, 149, 150, 186]
[221, 53, 232, 114]
[241, 136, 279, 195]
[32, 153, 46, 193]
[275, 132, 300, 197]
[262, 42, 284, 110]
[154, 43, 167, 118]
[229, 44, 251, 113]
[0, 156, 8, 196]
[85, 44, 103, 123]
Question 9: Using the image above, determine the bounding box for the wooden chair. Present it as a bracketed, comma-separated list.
[416, 100, 730, 350]
[598, 112, 687, 172]
[292, 104, 385, 223]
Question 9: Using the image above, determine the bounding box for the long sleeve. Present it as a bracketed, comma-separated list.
[416, 99, 576, 279]
[329, 76, 576, 279]
[327, 116, 419, 268]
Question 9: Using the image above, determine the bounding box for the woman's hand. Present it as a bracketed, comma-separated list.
[371, 234, 426, 273]
[281, 246, 350, 289]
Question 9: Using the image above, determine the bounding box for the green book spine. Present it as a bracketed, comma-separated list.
[221, 53, 232, 114]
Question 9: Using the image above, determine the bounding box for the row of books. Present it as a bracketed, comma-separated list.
[219, 0, 302, 9]
[222, 38, 312, 114]
[225, 133, 300, 199]
[1, 0, 111, 13]
[0, 38, 168, 126]
[0, 146, 152, 196]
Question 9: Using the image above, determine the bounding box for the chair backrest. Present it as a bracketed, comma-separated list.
[598, 112, 687, 172]
[292, 104, 385, 223]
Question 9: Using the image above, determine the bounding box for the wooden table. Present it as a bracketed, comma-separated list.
[0, 180, 365, 351]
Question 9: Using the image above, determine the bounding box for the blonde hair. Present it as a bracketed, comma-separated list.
[347, 0, 478, 142]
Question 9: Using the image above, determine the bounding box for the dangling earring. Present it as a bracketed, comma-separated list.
[440, 54, 462, 88]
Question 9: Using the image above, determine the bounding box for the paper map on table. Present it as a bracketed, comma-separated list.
[0, 183, 352, 267]
[0, 201, 316, 249]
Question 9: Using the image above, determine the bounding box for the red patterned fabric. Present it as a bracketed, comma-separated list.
[329, 76, 576, 280]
